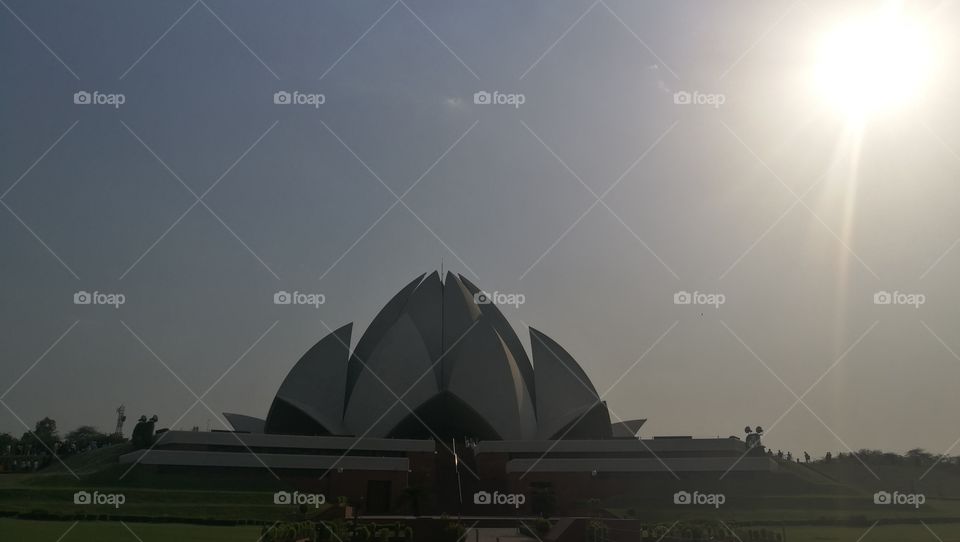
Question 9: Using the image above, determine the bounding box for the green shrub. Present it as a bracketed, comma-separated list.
[441, 520, 466, 542]
[586, 519, 608, 542]
[261, 521, 316, 542]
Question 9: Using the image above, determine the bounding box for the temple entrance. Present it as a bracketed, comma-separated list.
[386, 392, 501, 441]
[365, 480, 392, 514]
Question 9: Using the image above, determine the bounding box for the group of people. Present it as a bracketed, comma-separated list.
[1, 459, 42, 472]
[0, 413, 161, 475]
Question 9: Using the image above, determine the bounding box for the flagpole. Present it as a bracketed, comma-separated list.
[453, 437, 463, 516]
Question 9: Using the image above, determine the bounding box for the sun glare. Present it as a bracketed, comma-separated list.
[813, 9, 935, 117]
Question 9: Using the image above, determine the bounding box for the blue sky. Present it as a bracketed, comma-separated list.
[2, 0, 960, 457]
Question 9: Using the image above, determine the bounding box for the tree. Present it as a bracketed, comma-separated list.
[0, 433, 16, 455]
[34, 417, 58, 445]
[64, 426, 107, 452]
[906, 448, 933, 467]
[22, 418, 58, 453]
[19, 432, 33, 454]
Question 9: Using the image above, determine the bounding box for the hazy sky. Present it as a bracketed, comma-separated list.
[2, 0, 959, 458]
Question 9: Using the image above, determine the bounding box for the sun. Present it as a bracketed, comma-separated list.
[813, 9, 935, 117]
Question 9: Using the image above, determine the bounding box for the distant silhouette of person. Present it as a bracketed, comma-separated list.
[131, 415, 159, 449]
[744, 426, 765, 456]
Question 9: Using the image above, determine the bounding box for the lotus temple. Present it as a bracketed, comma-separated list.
[120, 271, 775, 513]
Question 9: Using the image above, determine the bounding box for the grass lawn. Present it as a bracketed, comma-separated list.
[1, 445, 329, 521]
[5, 518, 960, 542]
[0, 485, 328, 522]
[7, 445, 960, 529]
[0, 519, 260, 541]
[773, 523, 960, 542]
